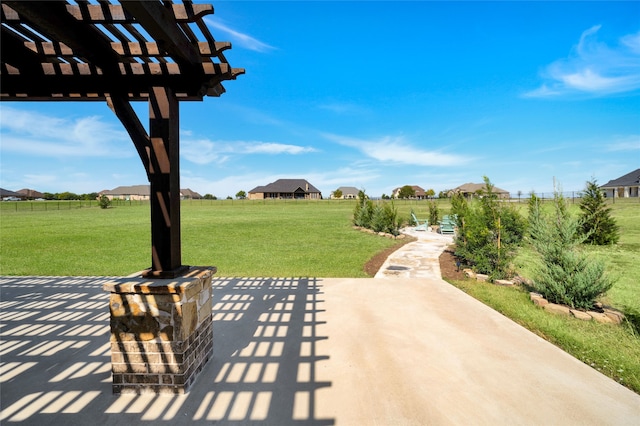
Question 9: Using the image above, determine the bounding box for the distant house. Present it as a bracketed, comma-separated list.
[600, 169, 640, 198]
[1, 188, 24, 200]
[392, 185, 427, 199]
[100, 185, 203, 200]
[331, 186, 359, 199]
[448, 182, 510, 199]
[100, 185, 150, 201]
[17, 188, 44, 199]
[248, 179, 322, 200]
[179, 188, 203, 200]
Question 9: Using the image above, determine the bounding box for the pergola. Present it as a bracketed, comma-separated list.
[1, 0, 244, 278]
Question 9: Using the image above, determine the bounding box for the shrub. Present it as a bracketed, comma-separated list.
[452, 176, 525, 280]
[528, 190, 615, 310]
[353, 190, 399, 235]
[370, 202, 399, 235]
[428, 201, 439, 226]
[579, 178, 619, 245]
[353, 190, 373, 228]
[99, 195, 111, 209]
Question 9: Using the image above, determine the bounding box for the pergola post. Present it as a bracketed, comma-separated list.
[145, 86, 187, 278]
[1, 0, 243, 394]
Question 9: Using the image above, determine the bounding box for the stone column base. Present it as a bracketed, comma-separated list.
[102, 266, 215, 394]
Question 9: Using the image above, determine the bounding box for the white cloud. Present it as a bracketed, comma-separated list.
[317, 102, 367, 115]
[323, 133, 471, 167]
[181, 138, 316, 165]
[243, 142, 316, 155]
[604, 135, 640, 152]
[525, 26, 640, 97]
[205, 18, 275, 52]
[0, 106, 132, 157]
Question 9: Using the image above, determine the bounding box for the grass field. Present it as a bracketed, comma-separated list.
[0, 198, 430, 277]
[1, 197, 639, 392]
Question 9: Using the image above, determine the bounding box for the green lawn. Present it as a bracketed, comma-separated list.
[1, 197, 638, 393]
[0, 199, 411, 277]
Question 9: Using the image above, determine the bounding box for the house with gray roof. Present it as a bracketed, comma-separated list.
[600, 168, 640, 198]
[331, 186, 360, 199]
[447, 182, 510, 199]
[248, 179, 322, 200]
[100, 185, 203, 201]
[1, 188, 24, 200]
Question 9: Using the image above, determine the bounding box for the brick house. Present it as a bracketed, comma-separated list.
[392, 185, 427, 199]
[248, 179, 322, 200]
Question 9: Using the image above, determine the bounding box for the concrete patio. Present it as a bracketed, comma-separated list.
[1, 229, 639, 425]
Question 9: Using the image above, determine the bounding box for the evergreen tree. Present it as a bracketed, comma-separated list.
[528, 190, 614, 309]
[453, 176, 525, 279]
[579, 179, 619, 245]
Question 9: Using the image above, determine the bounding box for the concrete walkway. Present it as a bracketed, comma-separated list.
[1, 228, 639, 425]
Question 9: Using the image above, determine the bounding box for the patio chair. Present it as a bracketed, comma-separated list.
[438, 218, 455, 235]
[411, 212, 429, 231]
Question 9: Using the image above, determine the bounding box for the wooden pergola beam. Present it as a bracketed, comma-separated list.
[120, 1, 201, 66]
[0, 1, 243, 278]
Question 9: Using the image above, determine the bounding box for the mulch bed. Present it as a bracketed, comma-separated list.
[438, 247, 466, 281]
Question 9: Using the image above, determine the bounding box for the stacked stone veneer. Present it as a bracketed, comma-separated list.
[102, 266, 215, 394]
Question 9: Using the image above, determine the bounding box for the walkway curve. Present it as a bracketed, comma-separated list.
[375, 227, 454, 279]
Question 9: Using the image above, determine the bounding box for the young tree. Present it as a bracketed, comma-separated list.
[528, 190, 615, 309]
[453, 176, 525, 279]
[236, 190, 247, 199]
[428, 201, 440, 226]
[353, 189, 373, 228]
[579, 179, 619, 245]
[332, 189, 343, 199]
[99, 195, 111, 209]
[397, 185, 416, 199]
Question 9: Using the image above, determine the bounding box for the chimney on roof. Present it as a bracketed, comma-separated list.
[306, 182, 309, 192]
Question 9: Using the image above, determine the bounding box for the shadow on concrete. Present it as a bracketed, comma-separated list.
[0, 276, 333, 425]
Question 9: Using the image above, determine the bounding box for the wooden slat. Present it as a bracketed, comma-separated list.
[121, 1, 202, 66]
[61, 3, 212, 24]
[20, 40, 230, 59]
[5, 1, 123, 75]
[0, 1, 241, 102]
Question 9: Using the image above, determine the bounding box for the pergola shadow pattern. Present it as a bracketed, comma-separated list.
[0, 276, 334, 425]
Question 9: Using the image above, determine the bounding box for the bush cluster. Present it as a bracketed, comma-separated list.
[452, 176, 526, 280]
[353, 190, 400, 236]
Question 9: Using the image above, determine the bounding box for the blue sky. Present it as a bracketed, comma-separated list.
[1, 1, 639, 198]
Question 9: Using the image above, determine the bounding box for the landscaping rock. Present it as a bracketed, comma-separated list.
[463, 269, 476, 279]
[570, 309, 592, 321]
[529, 292, 625, 326]
[494, 279, 514, 286]
[604, 309, 625, 324]
[530, 293, 549, 307]
[543, 303, 571, 316]
[476, 274, 489, 282]
[513, 275, 533, 286]
[588, 311, 614, 324]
